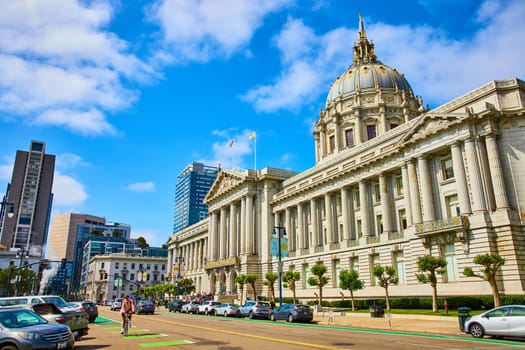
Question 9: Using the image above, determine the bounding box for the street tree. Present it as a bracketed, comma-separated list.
[307, 262, 329, 307]
[282, 271, 300, 304]
[415, 255, 447, 312]
[135, 236, 150, 249]
[245, 274, 258, 301]
[235, 275, 247, 304]
[262, 272, 278, 303]
[372, 265, 398, 311]
[339, 269, 364, 311]
[463, 253, 505, 307]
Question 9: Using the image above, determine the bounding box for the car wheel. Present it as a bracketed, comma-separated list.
[270, 313, 276, 322]
[469, 323, 485, 338]
[205, 309, 209, 315]
[287, 314, 294, 323]
[224, 311, 228, 317]
[236, 311, 241, 318]
[0, 345, 17, 350]
[249, 311, 254, 319]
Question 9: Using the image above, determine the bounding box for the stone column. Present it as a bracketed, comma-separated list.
[285, 207, 292, 250]
[407, 159, 422, 224]
[167, 248, 173, 275]
[334, 117, 341, 152]
[418, 155, 435, 221]
[297, 203, 304, 249]
[379, 173, 393, 233]
[485, 134, 509, 209]
[354, 110, 362, 144]
[310, 198, 319, 246]
[359, 181, 370, 237]
[240, 198, 246, 254]
[220, 207, 227, 259]
[451, 141, 472, 214]
[245, 195, 254, 254]
[324, 193, 334, 243]
[464, 138, 487, 211]
[320, 124, 327, 160]
[229, 203, 238, 257]
[341, 188, 351, 241]
[210, 211, 218, 260]
[401, 163, 413, 226]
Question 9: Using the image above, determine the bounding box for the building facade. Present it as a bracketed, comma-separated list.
[173, 162, 219, 233]
[85, 253, 167, 302]
[0, 140, 55, 257]
[166, 19, 525, 302]
[48, 213, 107, 261]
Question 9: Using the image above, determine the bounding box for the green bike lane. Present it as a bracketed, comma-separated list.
[84, 310, 524, 349]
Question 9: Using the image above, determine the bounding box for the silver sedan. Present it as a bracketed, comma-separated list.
[214, 303, 240, 317]
[464, 304, 525, 339]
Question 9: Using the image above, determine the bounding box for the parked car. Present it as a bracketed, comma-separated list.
[269, 304, 313, 323]
[0, 295, 78, 313]
[214, 303, 240, 317]
[0, 307, 75, 350]
[110, 298, 123, 311]
[69, 301, 98, 322]
[197, 301, 222, 315]
[168, 300, 187, 313]
[181, 300, 201, 314]
[464, 305, 525, 339]
[238, 301, 272, 319]
[136, 300, 155, 315]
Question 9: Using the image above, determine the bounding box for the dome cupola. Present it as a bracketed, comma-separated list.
[313, 15, 424, 164]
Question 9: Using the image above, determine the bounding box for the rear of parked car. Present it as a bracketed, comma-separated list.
[136, 301, 155, 315]
[69, 301, 98, 322]
[269, 304, 313, 323]
[239, 301, 272, 319]
[30, 303, 89, 339]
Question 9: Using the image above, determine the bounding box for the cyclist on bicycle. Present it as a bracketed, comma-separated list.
[120, 295, 135, 334]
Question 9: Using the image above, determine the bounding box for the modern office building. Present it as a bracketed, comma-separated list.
[0, 140, 55, 257]
[48, 213, 107, 261]
[166, 17, 525, 302]
[173, 162, 219, 233]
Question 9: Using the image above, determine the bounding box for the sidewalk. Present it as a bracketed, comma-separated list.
[313, 311, 465, 337]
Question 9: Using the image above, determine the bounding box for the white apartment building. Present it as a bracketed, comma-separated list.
[166, 18, 525, 303]
[84, 253, 166, 302]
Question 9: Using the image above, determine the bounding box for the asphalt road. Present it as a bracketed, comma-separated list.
[74, 307, 522, 350]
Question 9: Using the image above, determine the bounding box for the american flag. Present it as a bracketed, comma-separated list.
[229, 139, 234, 148]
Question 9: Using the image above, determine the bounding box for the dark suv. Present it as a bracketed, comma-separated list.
[238, 301, 272, 319]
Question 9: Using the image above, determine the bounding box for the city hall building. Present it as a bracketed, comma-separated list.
[166, 19, 525, 303]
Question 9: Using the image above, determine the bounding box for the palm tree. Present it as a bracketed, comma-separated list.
[307, 262, 329, 307]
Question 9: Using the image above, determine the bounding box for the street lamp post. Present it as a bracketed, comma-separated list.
[272, 224, 287, 307]
[0, 198, 15, 219]
[10, 248, 29, 297]
[174, 255, 184, 300]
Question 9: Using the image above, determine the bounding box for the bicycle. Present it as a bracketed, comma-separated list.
[122, 312, 131, 336]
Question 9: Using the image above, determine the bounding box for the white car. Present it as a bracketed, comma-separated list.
[197, 301, 221, 315]
[110, 298, 123, 311]
[464, 305, 525, 339]
[181, 300, 201, 314]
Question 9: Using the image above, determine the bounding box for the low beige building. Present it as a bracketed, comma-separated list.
[166, 18, 525, 303]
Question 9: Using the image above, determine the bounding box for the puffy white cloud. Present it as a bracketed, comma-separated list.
[0, 0, 154, 135]
[147, 0, 291, 62]
[243, 0, 525, 111]
[52, 171, 89, 207]
[128, 182, 156, 192]
[55, 153, 92, 170]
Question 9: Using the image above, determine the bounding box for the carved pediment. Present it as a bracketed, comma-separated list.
[400, 113, 467, 145]
[205, 170, 245, 203]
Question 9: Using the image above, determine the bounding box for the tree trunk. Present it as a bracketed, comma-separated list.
[385, 286, 390, 311]
[431, 282, 438, 313]
[350, 290, 355, 311]
[490, 280, 501, 307]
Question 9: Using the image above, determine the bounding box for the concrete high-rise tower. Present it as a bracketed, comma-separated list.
[173, 162, 219, 233]
[0, 140, 55, 257]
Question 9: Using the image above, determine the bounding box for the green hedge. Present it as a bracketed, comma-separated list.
[304, 295, 525, 311]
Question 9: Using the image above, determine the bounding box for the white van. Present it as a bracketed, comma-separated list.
[0, 295, 76, 312]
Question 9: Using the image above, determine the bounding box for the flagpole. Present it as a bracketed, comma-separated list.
[254, 131, 257, 170]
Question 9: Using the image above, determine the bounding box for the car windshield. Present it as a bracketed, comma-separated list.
[0, 309, 47, 328]
[41, 296, 69, 308]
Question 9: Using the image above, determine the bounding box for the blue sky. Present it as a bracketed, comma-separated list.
[1, 0, 524, 251]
